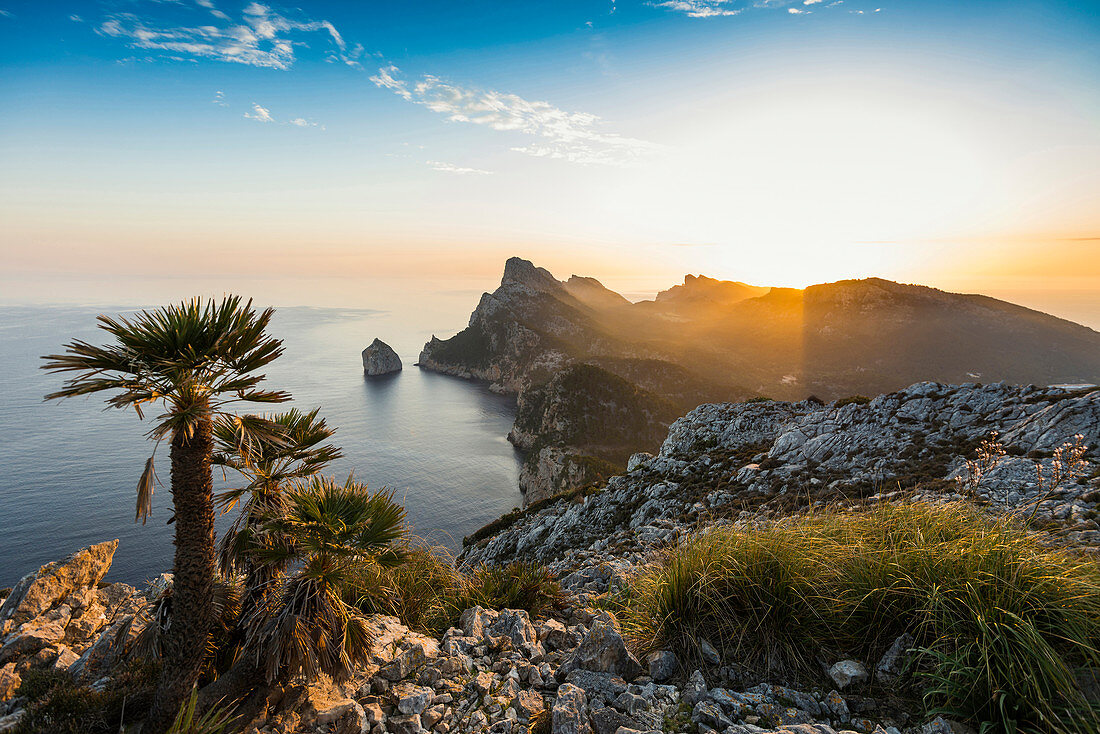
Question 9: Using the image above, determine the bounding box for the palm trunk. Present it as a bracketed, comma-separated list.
[198, 653, 265, 712]
[145, 417, 216, 733]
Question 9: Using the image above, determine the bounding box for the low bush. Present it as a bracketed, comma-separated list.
[424, 561, 566, 633]
[349, 544, 564, 635]
[617, 501, 1100, 733]
[13, 661, 158, 734]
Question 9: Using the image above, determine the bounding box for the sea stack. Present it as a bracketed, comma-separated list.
[362, 338, 402, 376]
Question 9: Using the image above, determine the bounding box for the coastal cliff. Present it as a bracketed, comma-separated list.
[508, 364, 682, 503]
[419, 257, 1100, 500]
[419, 258, 1100, 403]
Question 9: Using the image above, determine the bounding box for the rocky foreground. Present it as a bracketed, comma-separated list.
[0, 381, 1096, 734]
[0, 543, 957, 734]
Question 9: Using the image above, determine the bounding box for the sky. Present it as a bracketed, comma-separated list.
[1, 0, 1099, 325]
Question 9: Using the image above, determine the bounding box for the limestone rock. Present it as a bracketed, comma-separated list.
[552, 683, 592, 734]
[51, 646, 80, 673]
[362, 338, 402, 376]
[682, 669, 707, 706]
[698, 638, 720, 665]
[512, 689, 545, 720]
[389, 713, 424, 734]
[395, 683, 433, 715]
[0, 621, 65, 665]
[0, 664, 20, 701]
[0, 540, 118, 632]
[562, 616, 643, 681]
[488, 609, 543, 658]
[645, 650, 677, 682]
[379, 643, 427, 681]
[875, 633, 914, 682]
[828, 659, 869, 689]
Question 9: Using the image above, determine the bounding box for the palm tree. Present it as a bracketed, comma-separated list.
[245, 475, 407, 683]
[213, 408, 342, 589]
[42, 296, 289, 733]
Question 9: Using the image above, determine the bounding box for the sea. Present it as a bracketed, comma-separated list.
[0, 299, 523, 588]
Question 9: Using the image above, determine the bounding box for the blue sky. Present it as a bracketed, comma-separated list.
[1, 0, 1099, 323]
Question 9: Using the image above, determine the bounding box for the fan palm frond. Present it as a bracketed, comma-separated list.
[241, 474, 408, 682]
[42, 296, 291, 521]
[246, 574, 371, 683]
[212, 408, 342, 577]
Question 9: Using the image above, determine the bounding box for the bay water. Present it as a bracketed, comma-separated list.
[0, 298, 522, 588]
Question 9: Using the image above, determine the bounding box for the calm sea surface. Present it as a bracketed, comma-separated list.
[0, 303, 523, 588]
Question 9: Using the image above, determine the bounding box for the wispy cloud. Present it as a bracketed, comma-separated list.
[96, 1, 359, 70]
[651, 1, 740, 18]
[653, 0, 861, 17]
[238, 101, 323, 128]
[0, 9, 13, 19]
[212, 90, 228, 106]
[370, 64, 657, 166]
[428, 161, 494, 175]
[244, 103, 274, 122]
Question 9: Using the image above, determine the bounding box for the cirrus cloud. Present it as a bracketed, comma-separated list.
[370, 65, 657, 166]
[96, 1, 359, 70]
[428, 161, 494, 175]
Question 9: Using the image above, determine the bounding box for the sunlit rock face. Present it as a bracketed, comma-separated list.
[363, 338, 403, 376]
[420, 257, 1100, 403]
[460, 381, 1100, 570]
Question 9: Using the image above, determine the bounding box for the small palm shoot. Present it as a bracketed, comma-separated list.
[213, 408, 342, 604]
[245, 475, 408, 683]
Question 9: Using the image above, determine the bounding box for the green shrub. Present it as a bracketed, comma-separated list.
[14, 670, 72, 703]
[13, 661, 159, 734]
[423, 562, 566, 633]
[349, 546, 564, 636]
[834, 394, 871, 407]
[351, 543, 461, 631]
[618, 501, 1100, 733]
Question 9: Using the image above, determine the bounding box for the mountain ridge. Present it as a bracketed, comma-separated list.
[418, 256, 1099, 500]
[419, 256, 1100, 400]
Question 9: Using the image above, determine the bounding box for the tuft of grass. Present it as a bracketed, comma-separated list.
[167, 688, 234, 734]
[350, 542, 462, 631]
[423, 561, 566, 633]
[617, 501, 1100, 734]
[349, 541, 564, 635]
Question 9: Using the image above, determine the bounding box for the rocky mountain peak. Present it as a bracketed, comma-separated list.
[501, 257, 562, 293]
